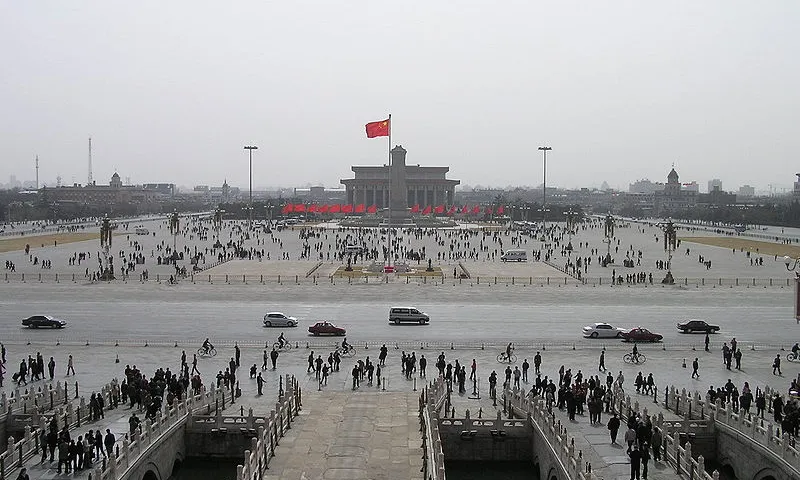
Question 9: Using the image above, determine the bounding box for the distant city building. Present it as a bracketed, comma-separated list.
[293, 186, 347, 203]
[41, 173, 162, 205]
[653, 168, 697, 213]
[708, 179, 722, 194]
[698, 185, 736, 206]
[682, 182, 699, 193]
[628, 179, 663, 194]
[738, 185, 755, 197]
[340, 146, 460, 208]
[142, 183, 175, 197]
[794, 174, 800, 197]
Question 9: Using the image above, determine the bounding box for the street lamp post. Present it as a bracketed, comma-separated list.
[538, 146, 552, 233]
[244, 145, 258, 229]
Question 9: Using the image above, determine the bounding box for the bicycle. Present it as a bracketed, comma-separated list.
[497, 351, 517, 364]
[273, 341, 293, 351]
[623, 353, 646, 365]
[786, 352, 800, 363]
[197, 346, 217, 358]
[336, 345, 356, 358]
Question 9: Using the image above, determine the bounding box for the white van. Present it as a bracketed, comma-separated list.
[501, 249, 527, 262]
[388, 307, 429, 325]
[135, 227, 149, 235]
[344, 245, 364, 254]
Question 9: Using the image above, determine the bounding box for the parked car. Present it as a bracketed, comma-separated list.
[263, 312, 298, 327]
[582, 322, 626, 338]
[22, 315, 66, 329]
[308, 321, 346, 336]
[676, 319, 720, 334]
[621, 327, 663, 343]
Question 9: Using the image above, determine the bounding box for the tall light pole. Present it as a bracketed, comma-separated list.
[244, 145, 258, 228]
[538, 146, 552, 233]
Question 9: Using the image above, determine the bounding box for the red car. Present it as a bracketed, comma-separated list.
[621, 327, 663, 343]
[308, 321, 346, 336]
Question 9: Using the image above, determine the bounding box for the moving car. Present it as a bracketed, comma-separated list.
[22, 315, 66, 329]
[388, 307, 429, 325]
[582, 322, 626, 338]
[677, 319, 720, 334]
[308, 321, 346, 336]
[263, 312, 298, 327]
[621, 327, 663, 343]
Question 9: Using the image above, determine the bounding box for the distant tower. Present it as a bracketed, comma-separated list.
[35, 155, 39, 189]
[88, 137, 93, 185]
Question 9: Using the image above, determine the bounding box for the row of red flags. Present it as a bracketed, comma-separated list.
[282, 203, 505, 215]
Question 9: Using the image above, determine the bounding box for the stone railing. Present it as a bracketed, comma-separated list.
[234, 375, 302, 480]
[88, 385, 226, 480]
[419, 377, 447, 480]
[0, 381, 72, 417]
[4, 271, 797, 288]
[661, 430, 719, 480]
[0, 379, 119, 477]
[504, 387, 596, 480]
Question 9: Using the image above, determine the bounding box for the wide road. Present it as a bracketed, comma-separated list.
[0, 282, 793, 348]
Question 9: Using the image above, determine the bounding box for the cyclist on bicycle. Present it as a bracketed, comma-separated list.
[631, 343, 640, 362]
[792, 342, 799, 360]
[342, 337, 352, 353]
[202, 338, 214, 354]
[277, 333, 286, 349]
[506, 342, 514, 361]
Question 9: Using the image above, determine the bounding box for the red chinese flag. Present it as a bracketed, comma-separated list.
[355, 204, 365, 213]
[411, 204, 420, 213]
[330, 204, 341, 213]
[485, 206, 493, 215]
[472, 206, 481, 214]
[319, 204, 330, 213]
[461, 205, 468, 214]
[294, 204, 306, 213]
[497, 205, 505, 215]
[365, 118, 390, 138]
[282, 204, 293, 214]
[342, 204, 353, 213]
[367, 205, 377, 213]
[422, 205, 432, 215]
[447, 206, 456, 215]
[435, 205, 445, 214]
[308, 204, 318, 213]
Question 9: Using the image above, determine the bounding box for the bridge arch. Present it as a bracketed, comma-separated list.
[547, 466, 560, 480]
[753, 467, 779, 480]
[142, 470, 160, 480]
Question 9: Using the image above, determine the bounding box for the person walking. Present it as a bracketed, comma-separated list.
[234, 343, 240, 368]
[691, 358, 699, 379]
[599, 350, 606, 372]
[66, 355, 75, 376]
[262, 350, 268, 370]
[191, 354, 200, 375]
[522, 359, 529, 382]
[629, 443, 642, 480]
[640, 442, 650, 479]
[270, 348, 279, 370]
[772, 354, 781, 375]
[704, 332, 710, 352]
[256, 373, 264, 396]
[533, 352, 541, 374]
[651, 427, 662, 462]
[608, 412, 621, 444]
[48, 357, 56, 380]
[103, 429, 115, 458]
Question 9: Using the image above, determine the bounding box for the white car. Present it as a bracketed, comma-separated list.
[263, 312, 298, 327]
[582, 322, 626, 339]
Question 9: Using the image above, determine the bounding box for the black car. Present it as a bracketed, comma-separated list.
[677, 319, 719, 333]
[22, 315, 67, 329]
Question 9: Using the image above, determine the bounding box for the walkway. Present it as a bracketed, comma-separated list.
[263, 391, 423, 480]
[16, 406, 134, 480]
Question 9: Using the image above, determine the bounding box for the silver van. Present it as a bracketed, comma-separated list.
[389, 307, 429, 325]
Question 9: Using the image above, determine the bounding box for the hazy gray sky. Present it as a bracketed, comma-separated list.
[1, 1, 798, 193]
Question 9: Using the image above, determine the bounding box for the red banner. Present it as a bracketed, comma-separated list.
[330, 204, 341, 213]
[282, 204, 293, 214]
[411, 204, 420, 213]
[435, 205, 445, 214]
[447, 206, 456, 215]
[461, 205, 468, 214]
[294, 204, 306, 213]
[319, 204, 330, 213]
[422, 205, 432, 215]
[472, 206, 481, 214]
[355, 204, 365, 213]
[497, 205, 505, 215]
[342, 204, 353, 213]
[367, 205, 377, 214]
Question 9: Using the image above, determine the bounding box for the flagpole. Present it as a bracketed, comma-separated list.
[387, 113, 392, 269]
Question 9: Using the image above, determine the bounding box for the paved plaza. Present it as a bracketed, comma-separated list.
[1, 215, 800, 479]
